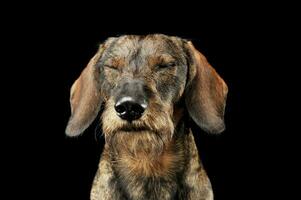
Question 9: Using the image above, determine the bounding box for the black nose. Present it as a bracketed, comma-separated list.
[114, 97, 147, 121]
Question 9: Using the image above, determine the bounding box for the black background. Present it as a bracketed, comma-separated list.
[3, 3, 292, 200]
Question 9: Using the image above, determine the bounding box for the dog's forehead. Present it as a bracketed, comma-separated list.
[107, 35, 183, 58]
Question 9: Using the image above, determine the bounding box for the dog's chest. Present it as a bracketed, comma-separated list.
[114, 173, 181, 200]
[111, 142, 186, 199]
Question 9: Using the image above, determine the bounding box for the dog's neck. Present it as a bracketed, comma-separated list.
[106, 117, 189, 199]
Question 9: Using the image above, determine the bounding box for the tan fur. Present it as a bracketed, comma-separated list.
[185, 42, 228, 134]
[111, 131, 185, 177]
[66, 47, 105, 136]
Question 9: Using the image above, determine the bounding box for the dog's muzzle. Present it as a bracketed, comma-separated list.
[114, 79, 149, 122]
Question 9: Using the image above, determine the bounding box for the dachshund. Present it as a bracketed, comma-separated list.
[65, 34, 228, 200]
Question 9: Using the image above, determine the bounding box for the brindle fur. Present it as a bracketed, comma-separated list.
[66, 34, 228, 200]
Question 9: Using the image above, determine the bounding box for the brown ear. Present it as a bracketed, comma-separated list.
[185, 41, 228, 134]
[65, 47, 104, 137]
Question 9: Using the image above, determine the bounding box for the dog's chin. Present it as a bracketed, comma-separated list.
[107, 128, 166, 157]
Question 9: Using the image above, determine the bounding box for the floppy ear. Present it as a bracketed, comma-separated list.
[185, 41, 228, 134]
[65, 46, 104, 137]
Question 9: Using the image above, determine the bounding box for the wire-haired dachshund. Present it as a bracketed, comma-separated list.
[66, 34, 228, 200]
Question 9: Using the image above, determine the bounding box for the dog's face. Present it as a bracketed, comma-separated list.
[99, 35, 188, 145]
[65, 34, 228, 147]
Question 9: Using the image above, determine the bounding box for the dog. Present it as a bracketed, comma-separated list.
[65, 34, 228, 200]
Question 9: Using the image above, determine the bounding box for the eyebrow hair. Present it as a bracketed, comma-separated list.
[96, 38, 120, 67]
[98, 36, 188, 68]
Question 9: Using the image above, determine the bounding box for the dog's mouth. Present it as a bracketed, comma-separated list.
[120, 124, 158, 134]
[119, 126, 150, 132]
[111, 121, 157, 134]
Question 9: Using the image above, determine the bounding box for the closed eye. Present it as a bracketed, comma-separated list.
[104, 65, 119, 70]
[156, 62, 176, 69]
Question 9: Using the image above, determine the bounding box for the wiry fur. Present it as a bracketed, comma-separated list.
[66, 34, 228, 200]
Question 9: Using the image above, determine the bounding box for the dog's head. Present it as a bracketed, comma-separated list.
[65, 34, 228, 142]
